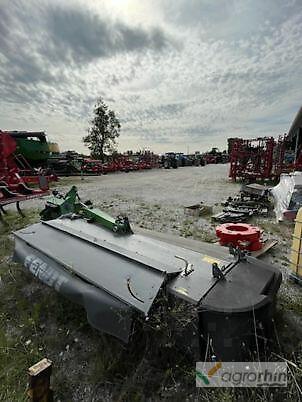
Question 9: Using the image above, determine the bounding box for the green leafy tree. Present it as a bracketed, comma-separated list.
[83, 97, 121, 161]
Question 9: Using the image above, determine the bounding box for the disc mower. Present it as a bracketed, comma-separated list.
[13, 187, 282, 361]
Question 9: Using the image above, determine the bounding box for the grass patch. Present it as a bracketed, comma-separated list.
[0, 210, 44, 401]
[179, 220, 217, 242]
[278, 293, 302, 315]
[0, 327, 43, 401]
[254, 218, 293, 238]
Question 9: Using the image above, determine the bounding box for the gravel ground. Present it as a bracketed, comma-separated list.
[25, 163, 240, 208]
[22, 164, 241, 242]
[20, 163, 296, 272]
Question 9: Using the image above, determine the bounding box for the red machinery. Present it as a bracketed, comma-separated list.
[101, 161, 119, 174]
[204, 154, 218, 164]
[203, 148, 228, 164]
[82, 159, 103, 175]
[0, 131, 57, 185]
[229, 136, 286, 181]
[0, 132, 52, 220]
[216, 223, 263, 251]
[0, 176, 50, 221]
[102, 154, 158, 174]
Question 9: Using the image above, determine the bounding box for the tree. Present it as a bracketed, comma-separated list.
[83, 97, 121, 161]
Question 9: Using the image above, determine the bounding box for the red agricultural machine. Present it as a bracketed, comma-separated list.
[0, 131, 57, 185]
[203, 148, 229, 164]
[100, 153, 158, 174]
[49, 151, 159, 176]
[0, 131, 54, 219]
[228, 136, 287, 181]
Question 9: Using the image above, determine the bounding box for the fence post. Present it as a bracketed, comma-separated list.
[28, 358, 53, 402]
[290, 207, 302, 285]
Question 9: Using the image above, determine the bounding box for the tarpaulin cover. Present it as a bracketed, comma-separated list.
[271, 171, 302, 221]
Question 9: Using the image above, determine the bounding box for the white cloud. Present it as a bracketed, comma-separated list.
[0, 0, 301, 153]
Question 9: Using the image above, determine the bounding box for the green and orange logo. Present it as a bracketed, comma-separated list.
[196, 362, 222, 385]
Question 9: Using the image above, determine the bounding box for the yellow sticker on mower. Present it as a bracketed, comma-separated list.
[202, 255, 222, 265]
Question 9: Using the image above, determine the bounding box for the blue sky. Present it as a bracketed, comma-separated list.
[0, 0, 301, 153]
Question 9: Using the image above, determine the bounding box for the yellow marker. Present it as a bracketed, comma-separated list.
[203, 255, 221, 265]
[290, 207, 302, 280]
[208, 362, 222, 377]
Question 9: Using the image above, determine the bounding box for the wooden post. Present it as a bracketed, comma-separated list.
[28, 358, 53, 402]
[290, 207, 302, 284]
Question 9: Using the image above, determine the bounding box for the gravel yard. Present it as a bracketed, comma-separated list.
[1, 164, 301, 401]
[26, 163, 240, 207]
[24, 164, 242, 242]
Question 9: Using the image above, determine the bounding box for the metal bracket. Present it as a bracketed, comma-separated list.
[16, 201, 25, 217]
[175, 255, 194, 276]
[212, 262, 226, 280]
[228, 245, 247, 261]
[114, 216, 133, 234]
[289, 272, 302, 286]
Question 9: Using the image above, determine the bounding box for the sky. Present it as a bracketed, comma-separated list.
[0, 0, 301, 154]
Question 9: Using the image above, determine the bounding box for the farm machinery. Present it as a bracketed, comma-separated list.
[0, 131, 57, 185]
[0, 132, 54, 219]
[40, 186, 132, 233]
[203, 148, 229, 164]
[228, 136, 286, 181]
[7, 130, 50, 166]
[0, 176, 50, 222]
[48, 153, 158, 176]
[13, 187, 282, 361]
